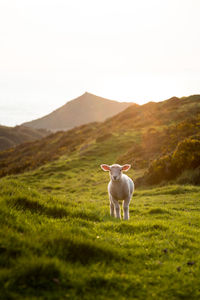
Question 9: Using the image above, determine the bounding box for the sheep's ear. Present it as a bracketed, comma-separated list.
[100, 164, 110, 171]
[122, 164, 131, 172]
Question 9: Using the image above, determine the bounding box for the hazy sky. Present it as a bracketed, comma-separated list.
[0, 0, 200, 126]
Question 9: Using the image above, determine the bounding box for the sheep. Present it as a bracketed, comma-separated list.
[100, 164, 134, 220]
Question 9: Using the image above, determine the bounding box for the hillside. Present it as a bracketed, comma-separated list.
[0, 125, 49, 151]
[23, 92, 132, 131]
[0, 94, 200, 184]
[1, 95, 200, 299]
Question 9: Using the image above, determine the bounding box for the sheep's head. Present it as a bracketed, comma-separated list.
[100, 164, 131, 181]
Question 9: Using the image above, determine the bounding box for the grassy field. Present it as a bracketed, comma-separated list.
[0, 153, 200, 300]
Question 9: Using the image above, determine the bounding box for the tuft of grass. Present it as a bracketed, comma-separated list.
[148, 208, 170, 214]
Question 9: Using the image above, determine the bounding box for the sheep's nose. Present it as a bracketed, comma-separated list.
[113, 176, 117, 180]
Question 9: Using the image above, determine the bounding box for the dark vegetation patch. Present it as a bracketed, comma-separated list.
[148, 208, 170, 215]
[45, 237, 123, 265]
[6, 257, 70, 295]
[8, 196, 44, 213]
[45, 206, 69, 218]
[0, 244, 22, 267]
[73, 210, 101, 222]
[87, 275, 114, 289]
[7, 196, 68, 219]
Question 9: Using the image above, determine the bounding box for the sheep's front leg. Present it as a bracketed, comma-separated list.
[109, 195, 120, 218]
[109, 194, 115, 217]
[115, 202, 121, 219]
[109, 196, 115, 217]
[111, 197, 121, 219]
[123, 197, 131, 220]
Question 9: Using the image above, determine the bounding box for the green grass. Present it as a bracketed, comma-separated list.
[0, 152, 200, 300]
[1, 95, 200, 299]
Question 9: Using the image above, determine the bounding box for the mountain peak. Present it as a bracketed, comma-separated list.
[81, 91, 99, 98]
[82, 91, 94, 98]
[22, 93, 132, 131]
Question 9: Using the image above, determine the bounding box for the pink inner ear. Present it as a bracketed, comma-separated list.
[122, 165, 130, 171]
[101, 164, 110, 171]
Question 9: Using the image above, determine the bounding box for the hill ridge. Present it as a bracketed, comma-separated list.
[0, 125, 49, 151]
[22, 92, 133, 132]
[1, 94, 200, 180]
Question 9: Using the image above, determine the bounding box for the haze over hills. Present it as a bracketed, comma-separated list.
[23, 92, 133, 131]
[0, 125, 49, 151]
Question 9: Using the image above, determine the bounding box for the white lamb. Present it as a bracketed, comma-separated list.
[100, 164, 134, 220]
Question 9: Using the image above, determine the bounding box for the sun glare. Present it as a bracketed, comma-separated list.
[0, 0, 200, 125]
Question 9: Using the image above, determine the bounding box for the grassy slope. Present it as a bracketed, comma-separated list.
[0, 94, 200, 179]
[1, 150, 200, 299]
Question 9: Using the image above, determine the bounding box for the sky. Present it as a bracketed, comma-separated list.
[0, 0, 200, 126]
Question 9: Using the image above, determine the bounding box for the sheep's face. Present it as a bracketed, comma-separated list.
[101, 164, 131, 181]
[109, 165, 122, 181]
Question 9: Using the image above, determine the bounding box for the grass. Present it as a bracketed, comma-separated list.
[1, 95, 200, 299]
[0, 152, 200, 300]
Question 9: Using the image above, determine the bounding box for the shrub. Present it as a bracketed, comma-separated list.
[172, 138, 200, 172]
[176, 168, 200, 185]
[137, 136, 200, 185]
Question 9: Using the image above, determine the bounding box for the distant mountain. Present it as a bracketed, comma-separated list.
[1, 94, 200, 181]
[0, 125, 49, 151]
[23, 92, 132, 131]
